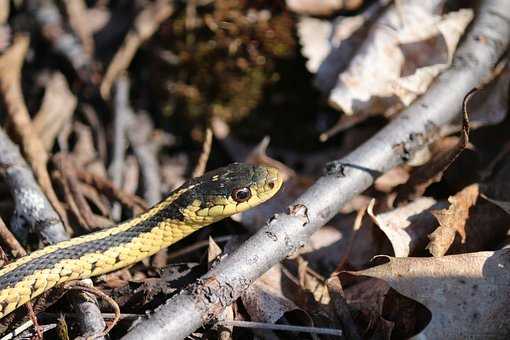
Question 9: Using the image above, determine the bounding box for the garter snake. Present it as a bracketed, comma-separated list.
[0, 163, 282, 319]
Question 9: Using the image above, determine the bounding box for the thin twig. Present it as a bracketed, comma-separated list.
[0, 0, 8, 24]
[33, 72, 77, 151]
[100, 0, 174, 98]
[166, 235, 232, 262]
[0, 35, 70, 234]
[75, 168, 148, 213]
[0, 320, 35, 340]
[217, 321, 343, 337]
[25, 303, 43, 340]
[122, 1, 510, 338]
[29, 0, 91, 77]
[192, 127, 213, 178]
[54, 154, 106, 230]
[63, 0, 94, 56]
[109, 75, 134, 220]
[127, 113, 162, 206]
[41, 313, 141, 321]
[65, 282, 121, 339]
[0, 217, 26, 258]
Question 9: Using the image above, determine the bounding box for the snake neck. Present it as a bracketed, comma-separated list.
[0, 192, 215, 292]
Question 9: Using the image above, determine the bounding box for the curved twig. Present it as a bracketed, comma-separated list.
[65, 282, 121, 340]
[122, 1, 510, 339]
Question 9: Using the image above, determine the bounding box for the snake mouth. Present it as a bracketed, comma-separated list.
[264, 166, 283, 194]
[251, 165, 283, 205]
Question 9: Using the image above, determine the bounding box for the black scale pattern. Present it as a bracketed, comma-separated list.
[0, 191, 193, 290]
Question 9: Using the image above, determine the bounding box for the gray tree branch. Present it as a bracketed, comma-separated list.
[122, 1, 510, 339]
[0, 128, 68, 243]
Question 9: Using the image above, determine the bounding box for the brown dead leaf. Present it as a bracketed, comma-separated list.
[326, 276, 361, 339]
[468, 64, 509, 128]
[398, 34, 449, 77]
[241, 264, 306, 324]
[427, 184, 478, 256]
[208, 236, 223, 269]
[301, 224, 351, 274]
[338, 272, 428, 339]
[395, 135, 468, 205]
[374, 166, 410, 193]
[297, 257, 329, 304]
[480, 150, 510, 215]
[350, 250, 510, 339]
[397, 137, 456, 198]
[369, 197, 447, 257]
[434, 198, 509, 256]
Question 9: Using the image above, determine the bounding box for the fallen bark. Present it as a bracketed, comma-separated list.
[122, 1, 510, 339]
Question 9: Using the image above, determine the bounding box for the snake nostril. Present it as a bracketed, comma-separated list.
[268, 181, 275, 190]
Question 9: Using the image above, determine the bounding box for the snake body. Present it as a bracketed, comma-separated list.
[0, 163, 282, 319]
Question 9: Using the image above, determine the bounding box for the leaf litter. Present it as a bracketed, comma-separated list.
[0, 1, 509, 339]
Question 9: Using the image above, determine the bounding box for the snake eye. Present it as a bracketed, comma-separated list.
[232, 187, 251, 202]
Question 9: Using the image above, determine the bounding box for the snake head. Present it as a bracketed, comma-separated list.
[179, 163, 283, 222]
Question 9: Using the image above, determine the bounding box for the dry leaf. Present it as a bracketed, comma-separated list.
[301, 224, 350, 273]
[338, 273, 426, 339]
[326, 276, 361, 339]
[369, 197, 446, 257]
[468, 63, 510, 128]
[349, 215, 394, 268]
[297, 257, 330, 304]
[241, 264, 303, 323]
[427, 184, 479, 256]
[395, 134, 468, 205]
[351, 250, 510, 339]
[329, 3, 473, 116]
[374, 166, 410, 193]
[482, 196, 510, 216]
[480, 152, 510, 215]
[208, 236, 223, 268]
[245, 136, 296, 181]
[298, 1, 386, 94]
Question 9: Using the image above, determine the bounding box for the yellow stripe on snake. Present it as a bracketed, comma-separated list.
[0, 163, 282, 318]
